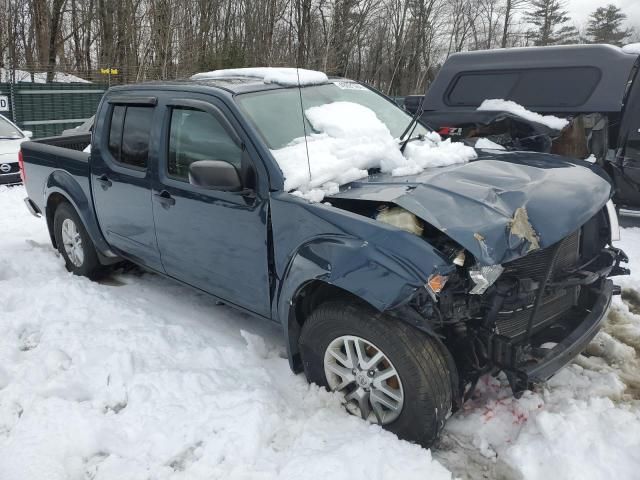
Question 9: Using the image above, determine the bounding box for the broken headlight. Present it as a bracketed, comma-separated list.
[469, 264, 504, 294]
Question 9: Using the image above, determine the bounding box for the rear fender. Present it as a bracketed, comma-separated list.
[45, 170, 116, 258]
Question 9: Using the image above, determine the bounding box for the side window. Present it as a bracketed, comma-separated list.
[108, 106, 125, 161]
[168, 107, 242, 181]
[121, 107, 154, 168]
[509, 67, 600, 107]
[107, 105, 153, 169]
[447, 73, 519, 106]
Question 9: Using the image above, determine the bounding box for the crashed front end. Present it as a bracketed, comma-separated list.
[328, 154, 630, 397]
[431, 204, 628, 396]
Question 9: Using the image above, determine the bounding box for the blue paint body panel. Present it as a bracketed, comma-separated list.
[19, 79, 615, 370]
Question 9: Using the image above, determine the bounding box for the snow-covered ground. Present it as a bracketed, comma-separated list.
[1, 184, 640, 479]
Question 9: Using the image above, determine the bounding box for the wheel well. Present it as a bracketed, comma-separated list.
[287, 280, 375, 372]
[45, 193, 70, 248]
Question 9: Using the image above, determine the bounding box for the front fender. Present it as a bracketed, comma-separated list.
[45, 170, 115, 258]
[277, 236, 436, 320]
[270, 192, 455, 368]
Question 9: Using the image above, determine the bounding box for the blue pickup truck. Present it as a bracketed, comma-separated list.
[20, 69, 628, 447]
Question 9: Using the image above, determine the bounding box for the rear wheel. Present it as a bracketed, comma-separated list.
[53, 202, 104, 279]
[299, 300, 453, 447]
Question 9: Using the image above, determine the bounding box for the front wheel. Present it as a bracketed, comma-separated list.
[299, 300, 453, 447]
[53, 202, 105, 279]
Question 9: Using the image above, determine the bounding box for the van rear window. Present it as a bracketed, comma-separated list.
[446, 67, 601, 108]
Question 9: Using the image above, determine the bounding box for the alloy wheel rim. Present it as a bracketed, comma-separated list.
[61, 218, 84, 267]
[324, 335, 404, 425]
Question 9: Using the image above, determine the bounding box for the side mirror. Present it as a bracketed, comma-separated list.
[188, 160, 242, 191]
[23, 130, 33, 138]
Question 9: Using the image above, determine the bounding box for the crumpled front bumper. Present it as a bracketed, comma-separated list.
[498, 246, 628, 394]
[524, 279, 612, 384]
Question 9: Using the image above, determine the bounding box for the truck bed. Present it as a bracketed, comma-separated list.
[21, 133, 93, 216]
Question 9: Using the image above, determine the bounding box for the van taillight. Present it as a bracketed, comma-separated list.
[18, 149, 25, 183]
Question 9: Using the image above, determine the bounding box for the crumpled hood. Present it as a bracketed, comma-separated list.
[329, 151, 612, 265]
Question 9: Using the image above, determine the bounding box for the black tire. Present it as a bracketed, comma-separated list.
[53, 202, 105, 279]
[299, 300, 453, 447]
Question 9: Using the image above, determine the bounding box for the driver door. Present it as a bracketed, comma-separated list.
[152, 94, 271, 317]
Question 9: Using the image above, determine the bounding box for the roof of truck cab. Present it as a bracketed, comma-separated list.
[108, 75, 353, 96]
[107, 77, 285, 95]
[424, 44, 639, 113]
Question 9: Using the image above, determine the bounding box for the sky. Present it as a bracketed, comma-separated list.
[566, 0, 640, 34]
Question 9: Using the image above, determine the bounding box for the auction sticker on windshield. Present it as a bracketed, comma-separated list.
[332, 81, 367, 90]
[0, 96, 9, 112]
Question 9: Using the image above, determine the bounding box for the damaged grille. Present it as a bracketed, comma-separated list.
[494, 230, 581, 339]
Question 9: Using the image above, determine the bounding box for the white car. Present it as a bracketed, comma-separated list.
[0, 114, 32, 185]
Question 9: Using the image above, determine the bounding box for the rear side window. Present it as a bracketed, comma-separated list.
[168, 107, 242, 181]
[108, 106, 125, 160]
[446, 67, 601, 108]
[447, 73, 519, 106]
[107, 105, 154, 169]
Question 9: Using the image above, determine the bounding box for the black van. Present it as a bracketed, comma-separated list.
[409, 44, 640, 212]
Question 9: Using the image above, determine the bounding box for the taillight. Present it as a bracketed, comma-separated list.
[18, 149, 25, 183]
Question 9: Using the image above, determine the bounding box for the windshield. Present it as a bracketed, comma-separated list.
[236, 81, 428, 149]
[0, 115, 23, 139]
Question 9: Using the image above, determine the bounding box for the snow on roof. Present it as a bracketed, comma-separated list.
[190, 67, 329, 87]
[271, 101, 477, 202]
[622, 43, 640, 55]
[477, 99, 569, 130]
[0, 67, 89, 83]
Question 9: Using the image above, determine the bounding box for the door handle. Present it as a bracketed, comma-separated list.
[96, 174, 112, 190]
[154, 190, 176, 208]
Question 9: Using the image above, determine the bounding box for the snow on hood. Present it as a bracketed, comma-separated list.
[622, 43, 640, 55]
[478, 99, 569, 131]
[271, 101, 477, 202]
[191, 67, 329, 87]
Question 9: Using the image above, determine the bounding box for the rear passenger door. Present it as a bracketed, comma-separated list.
[91, 97, 162, 271]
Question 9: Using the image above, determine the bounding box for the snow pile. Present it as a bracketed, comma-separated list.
[271, 101, 477, 201]
[478, 99, 569, 130]
[474, 138, 506, 150]
[0, 185, 452, 480]
[191, 67, 328, 87]
[0, 68, 89, 83]
[622, 43, 640, 55]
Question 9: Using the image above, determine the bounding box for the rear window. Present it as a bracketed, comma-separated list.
[107, 105, 154, 169]
[446, 67, 601, 108]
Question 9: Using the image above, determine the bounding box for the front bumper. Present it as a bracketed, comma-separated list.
[524, 279, 612, 383]
[490, 246, 628, 395]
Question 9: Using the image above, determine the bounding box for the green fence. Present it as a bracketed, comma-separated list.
[0, 83, 107, 138]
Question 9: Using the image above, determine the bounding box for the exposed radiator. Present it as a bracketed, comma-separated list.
[495, 230, 581, 339]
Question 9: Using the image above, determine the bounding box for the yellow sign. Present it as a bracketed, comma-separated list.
[100, 68, 119, 75]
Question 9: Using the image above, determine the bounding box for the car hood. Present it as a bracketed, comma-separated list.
[328, 151, 612, 265]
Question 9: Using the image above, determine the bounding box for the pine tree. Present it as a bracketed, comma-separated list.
[586, 4, 631, 46]
[524, 0, 579, 46]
